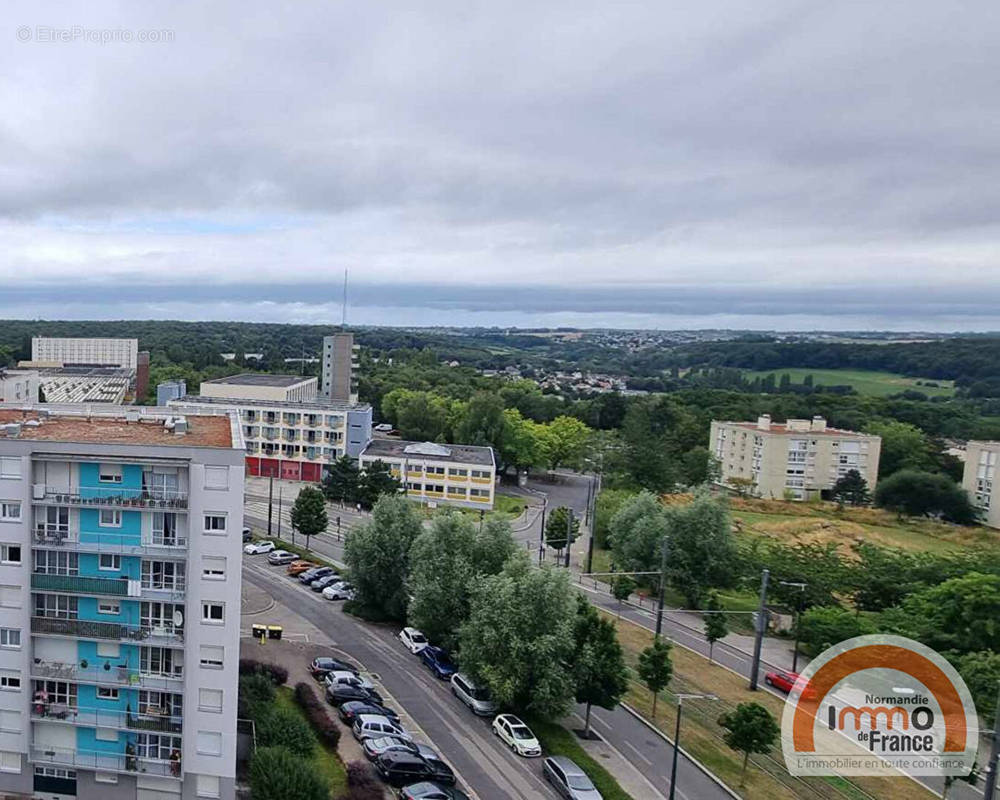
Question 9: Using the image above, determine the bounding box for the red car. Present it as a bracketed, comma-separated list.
[764, 670, 816, 699]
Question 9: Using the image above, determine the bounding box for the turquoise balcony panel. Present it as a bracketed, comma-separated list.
[78, 553, 140, 580]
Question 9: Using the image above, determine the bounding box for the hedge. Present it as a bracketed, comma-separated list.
[293, 681, 341, 748]
[239, 658, 289, 686]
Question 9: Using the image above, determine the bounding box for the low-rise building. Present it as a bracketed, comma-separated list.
[0, 370, 40, 404]
[963, 441, 1000, 528]
[31, 338, 139, 370]
[156, 380, 187, 407]
[710, 415, 881, 500]
[358, 440, 495, 509]
[199, 374, 317, 404]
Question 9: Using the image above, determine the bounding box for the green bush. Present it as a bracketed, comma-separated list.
[250, 746, 327, 800]
[238, 673, 275, 719]
[255, 706, 317, 758]
[797, 606, 874, 656]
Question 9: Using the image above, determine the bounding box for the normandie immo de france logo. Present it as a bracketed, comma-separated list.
[781, 635, 978, 777]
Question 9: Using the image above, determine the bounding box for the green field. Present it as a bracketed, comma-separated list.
[741, 367, 955, 397]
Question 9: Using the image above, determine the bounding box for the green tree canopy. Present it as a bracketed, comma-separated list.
[572, 596, 628, 737]
[703, 593, 730, 664]
[539, 415, 591, 471]
[892, 572, 1000, 655]
[796, 606, 874, 656]
[249, 747, 327, 800]
[545, 506, 580, 550]
[663, 492, 736, 607]
[608, 491, 668, 579]
[954, 651, 1000, 722]
[637, 638, 673, 719]
[719, 702, 780, 784]
[290, 486, 328, 546]
[875, 469, 978, 524]
[471, 516, 518, 577]
[322, 455, 360, 504]
[832, 469, 871, 506]
[864, 420, 935, 478]
[356, 459, 402, 510]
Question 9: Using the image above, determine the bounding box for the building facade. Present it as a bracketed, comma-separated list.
[198, 375, 317, 404]
[31, 339, 139, 371]
[0, 406, 244, 800]
[710, 415, 881, 500]
[321, 334, 358, 404]
[157, 382, 188, 408]
[169, 396, 372, 482]
[963, 441, 999, 528]
[358, 440, 495, 509]
[0, 371, 40, 405]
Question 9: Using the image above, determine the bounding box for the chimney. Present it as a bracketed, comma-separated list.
[757, 414, 771, 431]
[811, 416, 827, 432]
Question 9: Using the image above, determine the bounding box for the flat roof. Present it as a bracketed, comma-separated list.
[171, 395, 368, 413]
[361, 438, 494, 466]
[0, 409, 233, 448]
[721, 421, 874, 438]
[204, 373, 314, 388]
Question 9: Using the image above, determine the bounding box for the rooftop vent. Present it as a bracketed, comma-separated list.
[2, 423, 21, 438]
[756, 414, 771, 431]
[173, 416, 188, 435]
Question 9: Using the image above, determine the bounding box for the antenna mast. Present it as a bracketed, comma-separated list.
[341, 268, 348, 328]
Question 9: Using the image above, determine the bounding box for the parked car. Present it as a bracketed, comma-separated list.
[492, 714, 541, 757]
[267, 550, 297, 565]
[309, 656, 359, 678]
[287, 560, 318, 576]
[311, 573, 342, 591]
[325, 670, 376, 691]
[543, 756, 603, 799]
[374, 751, 434, 787]
[323, 581, 354, 600]
[398, 627, 429, 654]
[241, 527, 253, 542]
[374, 423, 393, 432]
[326, 683, 382, 707]
[244, 540, 275, 555]
[419, 646, 456, 680]
[398, 783, 471, 800]
[362, 735, 418, 761]
[421, 755, 456, 786]
[764, 670, 815, 699]
[450, 673, 496, 716]
[299, 566, 334, 584]
[339, 701, 400, 725]
[352, 713, 411, 742]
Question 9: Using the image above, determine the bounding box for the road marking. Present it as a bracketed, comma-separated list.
[624, 740, 654, 766]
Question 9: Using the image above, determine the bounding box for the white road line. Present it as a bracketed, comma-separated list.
[624, 740, 654, 767]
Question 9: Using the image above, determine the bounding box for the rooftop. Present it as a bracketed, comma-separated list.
[0, 409, 233, 448]
[203, 373, 313, 388]
[361, 438, 495, 466]
[171, 395, 368, 413]
[723, 421, 874, 438]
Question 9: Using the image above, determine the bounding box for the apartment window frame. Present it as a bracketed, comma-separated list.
[97, 599, 121, 616]
[0, 545, 20, 565]
[198, 688, 223, 713]
[98, 509, 122, 528]
[0, 459, 21, 480]
[0, 671, 20, 691]
[98, 553, 120, 571]
[94, 771, 118, 784]
[0, 629, 20, 649]
[199, 645, 224, 669]
[0, 503, 20, 522]
[33, 550, 78, 576]
[98, 464, 123, 484]
[197, 773, 221, 798]
[202, 557, 226, 581]
[0, 750, 19, 773]
[201, 602, 224, 625]
[96, 686, 119, 701]
[196, 730, 223, 757]
[204, 514, 227, 534]
[204, 466, 229, 491]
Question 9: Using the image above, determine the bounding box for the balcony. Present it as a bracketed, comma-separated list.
[34, 485, 188, 510]
[31, 704, 183, 734]
[33, 527, 188, 556]
[31, 617, 184, 646]
[31, 746, 180, 779]
[31, 574, 130, 596]
[31, 660, 183, 690]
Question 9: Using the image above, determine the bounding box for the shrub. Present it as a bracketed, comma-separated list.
[345, 759, 380, 790]
[797, 606, 874, 656]
[238, 658, 289, 686]
[238, 673, 275, 719]
[342, 599, 395, 623]
[293, 681, 341, 748]
[250, 746, 327, 800]
[255, 705, 316, 758]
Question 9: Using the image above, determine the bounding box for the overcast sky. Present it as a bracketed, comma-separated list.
[2, 2, 999, 331]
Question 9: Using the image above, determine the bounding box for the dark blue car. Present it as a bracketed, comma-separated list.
[419, 646, 456, 679]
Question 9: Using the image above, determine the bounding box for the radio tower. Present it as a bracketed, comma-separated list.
[341, 268, 348, 328]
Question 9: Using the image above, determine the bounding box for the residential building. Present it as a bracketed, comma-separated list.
[358, 440, 495, 509]
[963, 441, 1000, 528]
[199, 375, 317, 404]
[0, 371, 40, 404]
[0, 405, 244, 800]
[31, 339, 139, 371]
[156, 381, 188, 408]
[321, 334, 358, 404]
[169, 395, 372, 482]
[710, 415, 881, 500]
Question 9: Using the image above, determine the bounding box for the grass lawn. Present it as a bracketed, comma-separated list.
[740, 367, 954, 397]
[526, 716, 635, 800]
[274, 687, 348, 797]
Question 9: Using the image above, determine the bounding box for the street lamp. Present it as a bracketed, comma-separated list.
[778, 580, 807, 673]
[669, 693, 718, 800]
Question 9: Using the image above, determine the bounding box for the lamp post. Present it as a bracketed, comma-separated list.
[778, 580, 807, 673]
[669, 693, 718, 800]
[538, 497, 547, 566]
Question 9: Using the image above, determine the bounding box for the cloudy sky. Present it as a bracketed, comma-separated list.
[2, 2, 999, 331]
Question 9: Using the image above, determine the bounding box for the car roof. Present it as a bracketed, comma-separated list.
[498, 713, 523, 724]
[356, 714, 392, 724]
[546, 755, 586, 776]
[381, 750, 424, 764]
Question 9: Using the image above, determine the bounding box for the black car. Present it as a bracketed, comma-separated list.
[309, 656, 360, 678]
[374, 751, 434, 787]
[422, 756, 456, 786]
[338, 700, 400, 724]
[299, 566, 334, 584]
[326, 683, 383, 707]
[399, 783, 471, 800]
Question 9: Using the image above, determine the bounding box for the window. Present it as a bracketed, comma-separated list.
[0, 629, 19, 649]
[0, 750, 19, 773]
[204, 466, 229, 490]
[0, 504, 19, 522]
[196, 731, 222, 756]
[97, 600, 120, 615]
[99, 554, 120, 571]
[96, 727, 118, 742]
[35, 766, 74, 779]
[98, 510, 122, 528]
[202, 603, 224, 624]
[202, 557, 226, 580]
[97, 642, 120, 658]
[141, 560, 184, 591]
[97, 686, 119, 700]
[135, 733, 180, 760]
[0, 459, 20, 479]
[141, 647, 181, 678]
[34, 594, 76, 618]
[140, 602, 181, 633]
[197, 774, 221, 798]
[0, 586, 21, 609]
[0, 545, 20, 565]
[98, 464, 122, 483]
[94, 772, 118, 784]
[0, 671, 20, 691]
[199, 645, 223, 669]
[33, 550, 77, 576]
[204, 514, 226, 533]
[198, 688, 223, 713]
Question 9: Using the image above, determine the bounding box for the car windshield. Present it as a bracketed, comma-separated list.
[511, 725, 533, 740]
[567, 775, 595, 790]
[471, 687, 492, 701]
[412, 632, 427, 643]
[436, 651, 454, 667]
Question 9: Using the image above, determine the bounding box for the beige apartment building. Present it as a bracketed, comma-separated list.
[710, 415, 881, 500]
[199, 374, 318, 403]
[963, 441, 999, 528]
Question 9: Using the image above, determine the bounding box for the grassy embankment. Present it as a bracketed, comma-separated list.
[274, 686, 348, 797]
[740, 367, 955, 397]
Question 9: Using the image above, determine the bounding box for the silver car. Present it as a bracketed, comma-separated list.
[450, 672, 496, 716]
[543, 756, 602, 800]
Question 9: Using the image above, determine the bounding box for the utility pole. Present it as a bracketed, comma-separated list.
[655, 535, 669, 638]
[564, 508, 573, 568]
[267, 476, 274, 537]
[538, 497, 547, 566]
[276, 487, 283, 542]
[749, 568, 770, 691]
[983, 681, 1000, 800]
[585, 472, 599, 575]
[669, 694, 718, 800]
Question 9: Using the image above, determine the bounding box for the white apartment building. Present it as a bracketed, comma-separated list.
[963, 441, 999, 528]
[32, 339, 139, 371]
[710, 415, 882, 500]
[359, 440, 495, 509]
[0, 405, 244, 800]
[198, 375, 317, 404]
[0, 371, 40, 404]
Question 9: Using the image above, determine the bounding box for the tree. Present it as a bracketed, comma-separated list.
[608, 491, 668, 579]
[539, 415, 591, 471]
[718, 702, 780, 785]
[456, 392, 508, 455]
[864, 420, 935, 479]
[255, 706, 316, 758]
[955, 651, 1000, 722]
[681, 447, 718, 486]
[703, 593, 729, 665]
[572, 597, 628, 737]
[249, 747, 327, 800]
[290, 486, 328, 550]
[499, 408, 544, 473]
[637, 638, 672, 719]
[344, 494, 422, 621]
[470, 516, 518, 577]
[594, 489, 635, 550]
[663, 492, 737, 607]
[238, 673, 275, 719]
[610, 574, 636, 619]
[726, 476, 756, 497]
[797, 606, 874, 656]
[875, 469, 978, 524]
[323, 455, 359, 504]
[832, 469, 871, 507]
[545, 506, 580, 551]
[894, 572, 1000, 655]
[356, 459, 402, 510]
[396, 391, 450, 441]
[459, 553, 577, 718]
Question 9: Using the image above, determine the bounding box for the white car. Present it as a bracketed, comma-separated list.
[374, 423, 393, 433]
[243, 541, 275, 555]
[324, 670, 376, 691]
[492, 714, 541, 757]
[322, 581, 354, 600]
[398, 627, 429, 654]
